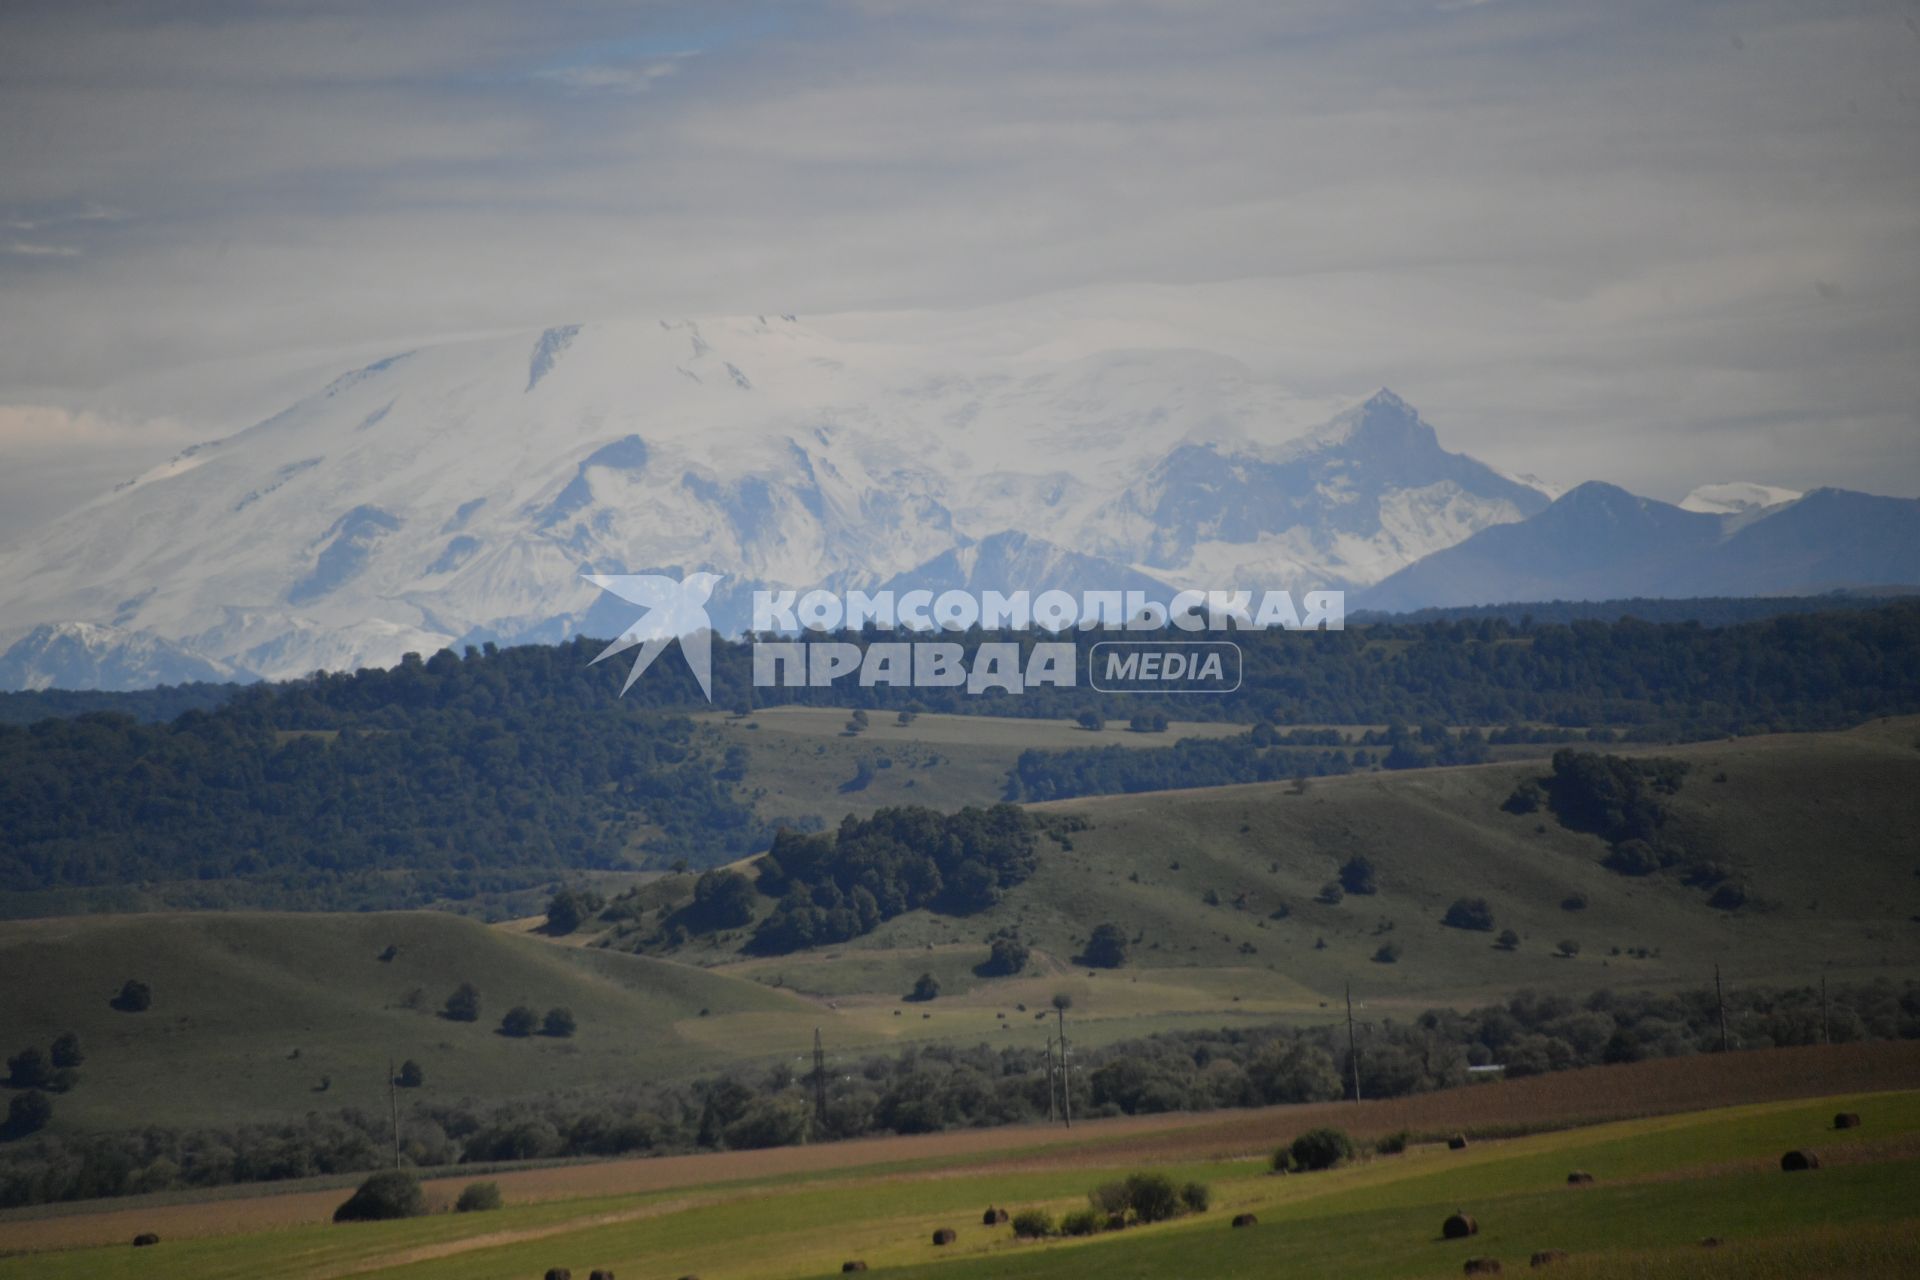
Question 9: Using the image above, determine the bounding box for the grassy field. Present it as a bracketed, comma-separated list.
[2, 1043, 1914, 1279]
[693, 705, 1251, 822]
[4, 718, 1914, 1136]
[637, 716, 1920, 1008]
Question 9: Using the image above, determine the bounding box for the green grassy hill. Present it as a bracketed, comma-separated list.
[635, 717, 1920, 1022]
[0, 912, 802, 1133]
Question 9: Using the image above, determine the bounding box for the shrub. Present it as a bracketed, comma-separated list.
[544, 887, 604, 935]
[542, 1007, 577, 1037]
[1371, 942, 1401, 964]
[500, 1006, 539, 1037]
[1555, 938, 1582, 958]
[443, 983, 481, 1022]
[980, 935, 1030, 976]
[1495, 928, 1521, 951]
[1122, 1172, 1182, 1223]
[1316, 882, 1344, 906]
[1442, 898, 1494, 931]
[1180, 1181, 1211, 1212]
[1561, 892, 1588, 911]
[1502, 780, 1543, 814]
[395, 1060, 425, 1088]
[1088, 1180, 1129, 1216]
[1603, 839, 1663, 876]
[455, 1181, 502, 1212]
[1010, 1208, 1054, 1238]
[908, 973, 941, 1002]
[4, 1090, 52, 1138]
[1059, 1208, 1103, 1237]
[1283, 1127, 1355, 1172]
[5, 1048, 49, 1090]
[1339, 856, 1378, 895]
[332, 1170, 425, 1223]
[1375, 1129, 1410, 1155]
[1083, 923, 1129, 968]
[111, 979, 151, 1013]
[48, 1032, 82, 1070]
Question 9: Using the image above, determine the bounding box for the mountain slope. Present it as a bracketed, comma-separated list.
[1362, 483, 1920, 612]
[0, 314, 1541, 686]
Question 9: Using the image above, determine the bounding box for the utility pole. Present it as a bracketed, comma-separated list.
[387, 1057, 400, 1169]
[1714, 964, 1730, 1054]
[812, 1028, 829, 1134]
[1056, 1004, 1072, 1128]
[1045, 1036, 1058, 1124]
[1345, 982, 1363, 1103]
[1820, 973, 1831, 1046]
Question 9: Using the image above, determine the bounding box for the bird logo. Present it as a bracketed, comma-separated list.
[582, 570, 724, 699]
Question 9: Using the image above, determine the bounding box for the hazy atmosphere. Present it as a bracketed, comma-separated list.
[2, 0, 1918, 539]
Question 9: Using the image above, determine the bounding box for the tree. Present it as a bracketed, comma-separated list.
[1495, 928, 1521, 952]
[1339, 856, 1378, 896]
[4, 1090, 52, 1138]
[1075, 708, 1104, 731]
[5, 1047, 49, 1090]
[111, 979, 151, 1012]
[845, 708, 870, 734]
[48, 1032, 82, 1070]
[980, 935, 1030, 976]
[907, 972, 941, 1002]
[1316, 881, 1344, 906]
[545, 887, 603, 935]
[1123, 1171, 1182, 1223]
[333, 1170, 425, 1222]
[542, 1007, 577, 1038]
[443, 983, 481, 1022]
[1442, 898, 1495, 931]
[396, 1059, 425, 1088]
[1282, 1126, 1355, 1172]
[1083, 923, 1130, 968]
[1051, 992, 1073, 1011]
[690, 869, 756, 929]
[1555, 938, 1582, 959]
[500, 1006, 539, 1037]
[1371, 942, 1402, 964]
[455, 1181, 502, 1212]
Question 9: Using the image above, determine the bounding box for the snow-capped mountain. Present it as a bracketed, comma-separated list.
[0, 315, 1550, 686]
[0, 622, 249, 692]
[1679, 482, 1803, 516]
[1360, 484, 1920, 612]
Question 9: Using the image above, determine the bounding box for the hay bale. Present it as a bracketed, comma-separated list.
[544, 1270, 571, 1280]
[842, 1263, 869, 1273]
[1834, 1112, 1861, 1130]
[1565, 1171, 1593, 1185]
[1529, 1250, 1569, 1267]
[589, 1272, 615, 1280]
[1463, 1260, 1503, 1275]
[1447, 1134, 1469, 1150]
[1780, 1149, 1821, 1172]
[932, 1228, 957, 1246]
[132, 1233, 160, 1247]
[1231, 1213, 1258, 1228]
[982, 1206, 1008, 1225]
[1442, 1210, 1479, 1240]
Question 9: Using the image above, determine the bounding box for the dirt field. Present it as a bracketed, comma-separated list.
[4, 1039, 1912, 1256]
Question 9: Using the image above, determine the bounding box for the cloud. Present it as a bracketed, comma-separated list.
[0, 0, 1914, 512]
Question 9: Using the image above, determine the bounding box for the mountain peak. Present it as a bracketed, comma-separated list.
[1307, 388, 1439, 455]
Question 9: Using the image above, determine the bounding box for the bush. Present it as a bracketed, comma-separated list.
[907, 973, 940, 1002]
[333, 1170, 425, 1222]
[1088, 1180, 1129, 1216]
[455, 1181, 502, 1212]
[443, 983, 481, 1022]
[1495, 928, 1521, 951]
[544, 887, 604, 935]
[1282, 1127, 1355, 1172]
[500, 1006, 539, 1037]
[688, 869, 757, 929]
[1010, 1209, 1054, 1238]
[980, 935, 1030, 976]
[1375, 1130, 1409, 1155]
[1316, 881, 1344, 906]
[4, 1090, 52, 1138]
[48, 1032, 82, 1070]
[1339, 856, 1378, 895]
[1180, 1181, 1211, 1212]
[1371, 942, 1401, 964]
[1059, 1208, 1103, 1237]
[1442, 898, 1495, 931]
[542, 1007, 577, 1038]
[1555, 938, 1582, 958]
[1122, 1172, 1182, 1223]
[111, 979, 151, 1013]
[1083, 923, 1129, 969]
[396, 1060, 425, 1088]
[5, 1048, 49, 1090]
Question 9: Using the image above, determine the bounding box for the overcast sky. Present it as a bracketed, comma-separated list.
[1, 0, 1916, 539]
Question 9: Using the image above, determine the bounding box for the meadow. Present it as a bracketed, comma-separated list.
[1, 1043, 1913, 1279]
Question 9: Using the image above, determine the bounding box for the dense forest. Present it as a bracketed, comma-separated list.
[3, 976, 1912, 1208]
[4, 603, 1919, 908]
